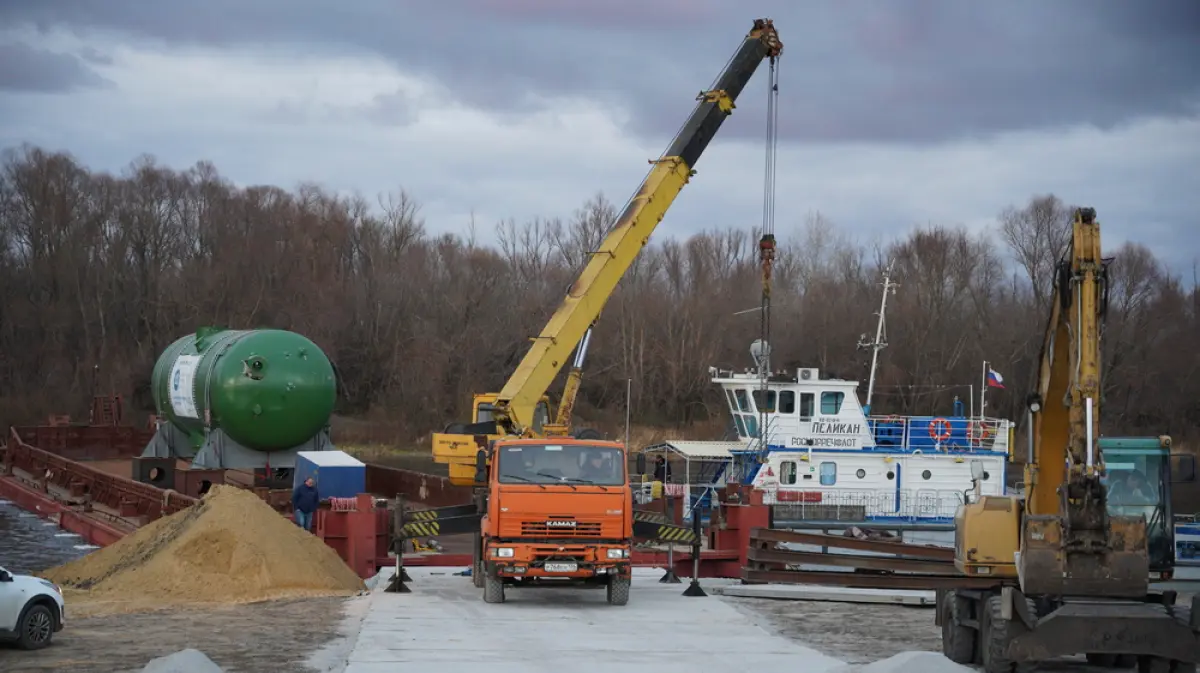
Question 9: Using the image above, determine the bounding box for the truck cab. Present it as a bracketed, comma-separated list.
[476, 437, 637, 605]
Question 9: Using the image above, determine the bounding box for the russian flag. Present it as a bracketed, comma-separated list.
[987, 368, 1005, 389]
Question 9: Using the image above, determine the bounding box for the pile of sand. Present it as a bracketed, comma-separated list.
[42, 484, 364, 614]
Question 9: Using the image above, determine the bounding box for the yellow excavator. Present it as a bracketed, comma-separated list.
[431, 19, 783, 487]
[939, 208, 1199, 672]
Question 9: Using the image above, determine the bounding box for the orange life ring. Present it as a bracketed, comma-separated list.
[968, 421, 994, 441]
[928, 417, 952, 442]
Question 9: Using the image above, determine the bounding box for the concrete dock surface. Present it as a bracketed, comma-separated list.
[330, 567, 848, 673]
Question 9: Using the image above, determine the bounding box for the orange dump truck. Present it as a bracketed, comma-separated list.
[474, 437, 643, 605]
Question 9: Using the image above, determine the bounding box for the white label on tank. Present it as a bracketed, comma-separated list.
[170, 354, 202, 419]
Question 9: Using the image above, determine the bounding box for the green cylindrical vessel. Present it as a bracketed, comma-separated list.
[151, 327, 337, 452]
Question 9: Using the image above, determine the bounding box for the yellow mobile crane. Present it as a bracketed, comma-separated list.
[939, 208, 1199, 672]
[432, 18, 783, 487]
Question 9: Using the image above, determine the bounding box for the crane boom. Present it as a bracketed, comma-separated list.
[490, 19, 783, 434]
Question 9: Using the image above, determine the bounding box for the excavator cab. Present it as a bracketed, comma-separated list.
[1098, 437, 1178, 576]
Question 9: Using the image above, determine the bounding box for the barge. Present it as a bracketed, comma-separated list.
[0, 396, 726, 581]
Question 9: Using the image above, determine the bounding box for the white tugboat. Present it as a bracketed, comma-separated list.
[645, 266, 1015, 528]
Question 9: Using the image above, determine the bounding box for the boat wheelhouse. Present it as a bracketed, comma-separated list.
[645, 347, 1015, 526]
[718, 363, 1012, 524]
[643, 264, 1015, 527]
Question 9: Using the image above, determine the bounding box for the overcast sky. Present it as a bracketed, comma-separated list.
[1, 1, 1197, 275]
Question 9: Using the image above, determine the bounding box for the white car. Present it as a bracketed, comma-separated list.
[0, 565, 65, 650]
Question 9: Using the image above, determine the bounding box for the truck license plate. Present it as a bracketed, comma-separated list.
[544, 562, 577, 573]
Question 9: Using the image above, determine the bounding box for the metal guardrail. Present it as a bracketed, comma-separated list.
[3, 428, 197, 521]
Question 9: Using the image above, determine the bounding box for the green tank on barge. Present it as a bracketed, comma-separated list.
[142, 327, 338, 470]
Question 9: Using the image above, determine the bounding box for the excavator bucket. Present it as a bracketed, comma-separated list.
[1019, 513, 1149, 598]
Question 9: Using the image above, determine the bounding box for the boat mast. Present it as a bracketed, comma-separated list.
[858, 261, 898, 416]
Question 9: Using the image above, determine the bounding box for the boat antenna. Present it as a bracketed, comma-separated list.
[755, 47, 781, 457]
[858, 260, 898, 416]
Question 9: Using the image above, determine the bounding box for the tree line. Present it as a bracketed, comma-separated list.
[1, 143, 1197, 456]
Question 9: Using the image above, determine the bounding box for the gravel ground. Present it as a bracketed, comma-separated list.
[724, 595, 943, 664]
[0, 596, 346, 673]
[724, 585, 1198, 671]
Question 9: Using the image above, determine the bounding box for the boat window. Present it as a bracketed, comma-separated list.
[820, 392, 844, 415]
[799, 393, 814, 421]
[733, 415, 747, 437]
[780, 461, 797, 485]
[725, 389, 738, 413]
[886, 470, 895, 480]
[819, 462, 837, 485]
[742, 414, 759, 438]
[752, 390, 776, 413]
[856, 468, 866, 479]
[922, 469, 932, 480]
[734, 389, 752, 412]
[778, 391, 795, 414]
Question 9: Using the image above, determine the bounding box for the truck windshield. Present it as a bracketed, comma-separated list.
[497, 444, 625, 486]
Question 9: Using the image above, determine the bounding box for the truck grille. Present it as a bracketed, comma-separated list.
[521, 520, 603, 537]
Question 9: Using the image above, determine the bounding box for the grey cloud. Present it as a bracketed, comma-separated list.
[78, 45, 113, 65]
[3, 0, 1198, 144]
[0, 41, 112, 93]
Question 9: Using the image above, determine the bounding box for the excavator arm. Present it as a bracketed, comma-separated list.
[1024, 206, 1109, 516]
[1019, 207, 1147, 598]
[433, 19, 783, 485]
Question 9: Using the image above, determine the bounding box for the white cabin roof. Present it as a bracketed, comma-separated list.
[644, 440, 747, 459]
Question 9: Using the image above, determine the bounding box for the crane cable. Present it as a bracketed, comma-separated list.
[757, 54, 780, 459]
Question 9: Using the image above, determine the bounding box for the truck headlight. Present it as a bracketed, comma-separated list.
[606, 548, 629, 559]
[493, 547, 514, 558]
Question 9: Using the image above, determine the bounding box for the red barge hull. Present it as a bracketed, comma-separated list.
[1, 399, 754, 581]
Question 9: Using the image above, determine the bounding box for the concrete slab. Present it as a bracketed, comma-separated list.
[342, 567, 846, 673]
[719, 583, 936, 606]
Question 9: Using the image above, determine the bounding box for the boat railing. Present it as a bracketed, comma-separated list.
[762, 485, 967, 522]
[867, 414, 1009, 453]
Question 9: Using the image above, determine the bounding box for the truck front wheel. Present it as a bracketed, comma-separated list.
[483, 571, 505, 604]
[606, 574, 630, 606]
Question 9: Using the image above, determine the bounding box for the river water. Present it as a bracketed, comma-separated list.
[0, 499, 95, 575]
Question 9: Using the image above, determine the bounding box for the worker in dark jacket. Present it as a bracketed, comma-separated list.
[653, 455, 671, 483]
[292, 476, 320, 532]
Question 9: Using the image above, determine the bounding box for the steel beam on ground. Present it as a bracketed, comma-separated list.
[749, 527, 955, 561]
[741, 568, 997, 591]
[746, 546, 956, 574]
